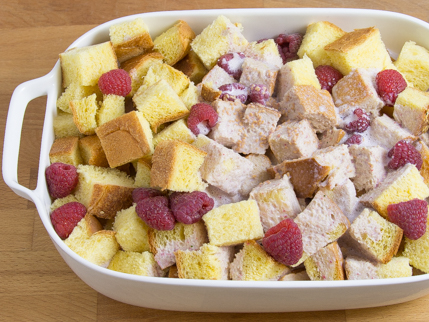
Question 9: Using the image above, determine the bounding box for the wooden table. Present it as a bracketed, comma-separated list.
[2, 0, 429, 321]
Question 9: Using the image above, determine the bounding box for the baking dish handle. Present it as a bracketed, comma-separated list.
[2, 68, 58, 202]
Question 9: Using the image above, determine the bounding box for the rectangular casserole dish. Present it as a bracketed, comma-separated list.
[4, 8, 429, 312]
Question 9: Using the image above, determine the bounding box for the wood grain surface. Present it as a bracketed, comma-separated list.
[2, 1, 429, 321]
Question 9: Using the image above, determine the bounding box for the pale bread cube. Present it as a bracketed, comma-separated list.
[203, 200, 263, 247]
[230, 240, 290, 281]
[304, 242, 345, 281]
[239, 57, 279, 95]
[108, 251, 165, 277]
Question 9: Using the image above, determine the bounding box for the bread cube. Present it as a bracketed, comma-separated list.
[297, 21, 346, 67]
[269, 157, 331, 198]
[393, 87, 429, 136]
[179, 81, 199, 110]
[153, 20, 196, 66]
[191, 15, 248, 70]
[134, 79, 189, 133]
[244, 39, 283, 69]
[204, 185, 245, 209]
[148, 221, 208, 269]
[56, 83, 100, 113]
[319, 179, 359, 222]
[318, 127, 346, 149]
[49, 136, 82, 166]
[239, 58, 279, 95]
[175, 244, 235, 280]
[230, 240, 290, 281]
[249, 175, 301, 232]
[109, 18, 154, 63]
[294, 191, 350, 266]
[311, 144, 355, 190]
[96, 111, 153, 168]
[370, 114, 417, 149]
[276, 54, 321, 101]
[108, 251, 165, 277]
[349, 145, 388, 192]
[96, 94, 125, 127]
[239, 154, 272, 196]
[233, 103, 281, 155]
[74, 165, 135, 219]
[345, 256, 412, 280]
[332, 68, 384, 119]
[173, 50, 209, 84]
[325, 27, 394, 75]
[202, 199, 263, 246]
[199, 65, 237, 91]
[304, 242, 345, 281]
[134, 158, 152, 188]
[152, 118, 195, 148]
[403, 217, 429, 273]
[53, 111, 82, 139]
[209, 99, 245, 147]
[349, 208, 403, 264]
[70, 93, 99, 135]
[279, 270, 310, 281]
[279, 85, 337, 133]
[150, 139, 207, 192]
[78, 135, 109, 168]
[269, 119, 319, 162]
[394, 41, 429, 91]
[360, 163, 429, 218]
[121, 52, 164, 97]
[193, 135, 255, 195]
[136, 62, 190, 95]
[59, 41, 118, 88]
[113, 205, 150, 253]
[65, 214, 119, 267]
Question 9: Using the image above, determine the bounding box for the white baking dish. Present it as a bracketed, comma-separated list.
[4, 8, 429, 312]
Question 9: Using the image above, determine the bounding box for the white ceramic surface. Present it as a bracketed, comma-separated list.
[4, 8, 429, 312]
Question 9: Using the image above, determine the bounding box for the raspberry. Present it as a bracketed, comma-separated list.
[376, 69, 407, 106]
[345, 134, 363, 146]
[132, 187, 164, 203]
[217, 52, 246, 80]
[98, 69, 132, 97]
[45, 162, 79, 199]
[275, 33, 303, 64]
[50, 202, 87, 239]
[344, 108, 371, 133]
[387, 199, 428, 240]
[249, 84, 270, 105]
[187, 103, 219, 135]
[315, 65, 343, 93]
[387, 140, 422, 170]
[135, 196, 175, 231]
[170, 191, 214, 224]
[262, 218, 303, 266]
[219, 83, 249, 104]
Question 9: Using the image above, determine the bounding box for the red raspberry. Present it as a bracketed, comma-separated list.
[135, 196, 175, 231]
[387, 140, 422, 170]
[376, 69, 407, 106]
[98, 69, 132, 97]
[169, 191, 214, 224]
[50, 202, 87, 239]
[249, 84, 270, 105]
[217, 52, 246, 80]
[345, 108, 371, 133]
[45, 162, 79, 199]
[187, 103, 219, 136]
[275, 33, 303, 64]
[315, 65, 343, 93]
[219, 83, 249, 104]
[345, 134, 363, 146]
[262, 218, 303, 266]
[387, 199, 428, 240]
[132, 187, 164, 203]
